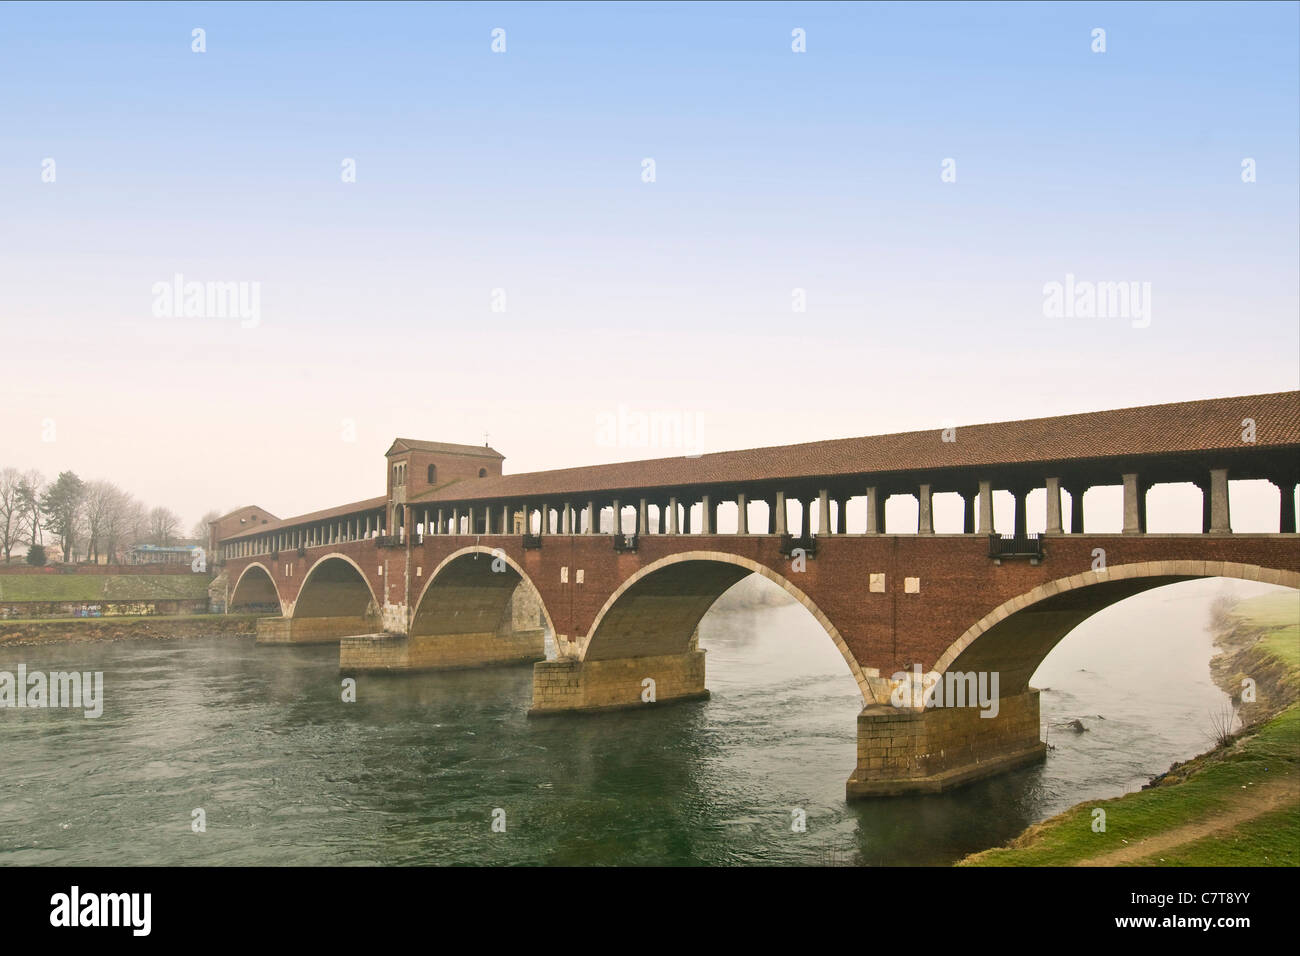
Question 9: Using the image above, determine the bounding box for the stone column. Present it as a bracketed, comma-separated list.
[638, 498, 648, 535]
[836, 498, 848, 534]
[1209, 468, 1232, 534]
[1066, 486, 1085, 533]
[918, 484, 934, 534]
[612, 499, 621, 536]
[586, 500, 596, 534]
[818, 489, 830, 536]
[1045, 477, 1064, 535]
[452, 507, 461, 535]
[700, 495, 712, 534]
[1122, 474, 1141, 534]
[865, 487, 881, 534]
[961, 490, 975, 534]
[800, 498, 811, 538]
[978, 481, 995, 535]
[682, 501, 692, 534]
[664, 497, 676, 534]
[1274, 479, 1297, 534]
[774, 492, 788, 535]
[1138, 479, 1153, 534]
[736, 493, 748, 533]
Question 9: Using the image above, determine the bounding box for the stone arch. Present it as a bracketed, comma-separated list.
[933, 561, 1300, 697]
[410, 546, 553, 642]
[582, 550, 871, 702]
[230, 561, 283, 615]
[404, 546, 551, 668]
[293, 553, 380, 622]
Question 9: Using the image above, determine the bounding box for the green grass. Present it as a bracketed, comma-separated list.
[1127, 805, 1300, 867]
[0, 574, 212, 603]
[1238, 591, 1300, 677]
[960, 704, 1300, 866]
[960, 590, 1300, 867]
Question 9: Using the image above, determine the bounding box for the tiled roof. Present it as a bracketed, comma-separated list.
[386, 439, 503, 459]
[415, 390, 1299, 503]
[223, 495, 386, 541]
[221, 391, 1298, 541]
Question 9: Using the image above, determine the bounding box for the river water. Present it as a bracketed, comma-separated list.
[0, 577, 1284, 866]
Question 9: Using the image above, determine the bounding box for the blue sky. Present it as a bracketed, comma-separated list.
[1, 1, 1296, 528]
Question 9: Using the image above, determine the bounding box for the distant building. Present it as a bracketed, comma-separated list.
[129, 544, 201, 566]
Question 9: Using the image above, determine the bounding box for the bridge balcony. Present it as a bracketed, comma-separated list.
[376, 535, 404, 549]
[988, 532, 1045, 563]
[522, 533, 543, 550]
[778, 533, 818, 558]
[613, 532, 639, 553]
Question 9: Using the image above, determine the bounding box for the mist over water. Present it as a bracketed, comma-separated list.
[0, 577, 1280, 866]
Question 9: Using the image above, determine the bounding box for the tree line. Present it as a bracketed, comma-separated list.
[0, 468, 220, 565]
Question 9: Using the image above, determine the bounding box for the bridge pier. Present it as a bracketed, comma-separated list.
[340, 627, 546, 672]
[256, 615, 377, 645]
[529, 650, 708, 715]
[846, 689, 1046, 798]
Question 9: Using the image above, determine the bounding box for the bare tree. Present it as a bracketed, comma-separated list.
[16, 470, 44, 550]
[148, 506, 182, 547]
[99, 486, 138, 564]
[0, 467, 22, 563]
[191, 509, 223, 544]
[84, 480, 130, 564]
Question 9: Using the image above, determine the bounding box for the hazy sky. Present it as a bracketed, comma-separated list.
[1, 1, 1296, 531]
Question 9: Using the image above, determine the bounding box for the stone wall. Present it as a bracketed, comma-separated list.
[0, 599, 211, 620]
[255, 615, 376, 645]
[846, 688, 1046, 797]
[341, 628, 545, 672]
[530, 650, 708, 714]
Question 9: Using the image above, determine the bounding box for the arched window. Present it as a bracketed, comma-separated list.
[478, 468, 487, 478]
[428, 464, 437, 483]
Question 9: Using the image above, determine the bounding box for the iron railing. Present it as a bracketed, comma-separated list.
[778, 533, 818, 558]
[988, 533, 1045, 561]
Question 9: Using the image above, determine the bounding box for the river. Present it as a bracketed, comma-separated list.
[0, 577, 1281, 866]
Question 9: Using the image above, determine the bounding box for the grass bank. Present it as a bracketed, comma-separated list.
[959, 589, 1299, 867]
[0, 573, 212, 602]
[0, 614, 261, 647]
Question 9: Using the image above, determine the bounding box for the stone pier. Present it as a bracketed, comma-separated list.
[340, 627, 546, 672]
[529, 650, 708, 714]
[845, 688, 1046, 798]
[256, 616, 376, 645]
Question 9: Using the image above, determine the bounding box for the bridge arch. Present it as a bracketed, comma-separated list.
[933, 561, 1300, 696]
[410, 545, 554, 638]
[293, 552, 381, 622]
[230, 561, 283, 615]
[582, 550, 871, 702]
[398, 546, 551, 669]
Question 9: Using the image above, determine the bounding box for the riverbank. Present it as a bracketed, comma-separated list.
[0, 614, 261, 648]
[958, 589, 1299, 867]
[0, 571, 215, 620]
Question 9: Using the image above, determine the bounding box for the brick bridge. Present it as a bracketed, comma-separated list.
[215, 391, 1300, 798]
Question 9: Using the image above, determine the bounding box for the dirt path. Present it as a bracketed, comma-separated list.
[1076, 776, 1300, 866]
